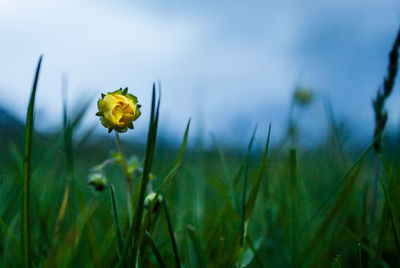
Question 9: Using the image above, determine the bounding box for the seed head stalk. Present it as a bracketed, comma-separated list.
[371, 26, 400, 226]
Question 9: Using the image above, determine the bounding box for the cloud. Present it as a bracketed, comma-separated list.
[1, 0, 400, 145]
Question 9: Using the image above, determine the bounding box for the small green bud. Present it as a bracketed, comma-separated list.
[127, 156, 140, 174]
[144, 193, 162, 213]
[88, 172, 107, 191]
[293, 87, 313, 106]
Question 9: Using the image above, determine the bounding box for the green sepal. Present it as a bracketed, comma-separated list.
[108, 127, 113, 133]
[128, 122, 134, 129]
[101, 93, 105, 98]
[96, 111, 102, 116]
[112, 89, 123, 95]
[122, 87, 128, 95]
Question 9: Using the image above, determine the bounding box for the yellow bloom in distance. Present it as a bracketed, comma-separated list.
[96, 88, 141, 133]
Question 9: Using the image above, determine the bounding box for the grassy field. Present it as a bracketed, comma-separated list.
[1, 36, 400, 267]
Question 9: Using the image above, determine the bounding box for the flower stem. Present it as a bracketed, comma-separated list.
[115, 132, 133, 220]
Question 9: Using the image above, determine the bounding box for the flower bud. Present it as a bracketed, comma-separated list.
[293, 87, 313, 106]
[88, 172, 107, 191]
[144, 192, 162, 212]
[96, 88, 141, 133]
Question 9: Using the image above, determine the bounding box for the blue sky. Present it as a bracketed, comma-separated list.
[1, 0, 400, 145]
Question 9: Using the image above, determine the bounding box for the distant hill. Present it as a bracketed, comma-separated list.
[0, 107, 25, 145]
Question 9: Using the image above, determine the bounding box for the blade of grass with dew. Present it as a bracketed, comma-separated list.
[119, 83, 159, 266]
[145, 231, 166, 268]
[187, 225, 206, 268]
[163, 199, 181, 268]
[22, 55, 42, 268]
[110, 184, 123, 259]
[245, 124, 271, 221]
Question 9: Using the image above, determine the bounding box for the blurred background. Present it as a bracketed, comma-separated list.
[1, 0, 400, 146]
[3, 2, 400, 266]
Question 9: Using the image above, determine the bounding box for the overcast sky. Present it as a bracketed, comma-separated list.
[1, 0, 400, 145]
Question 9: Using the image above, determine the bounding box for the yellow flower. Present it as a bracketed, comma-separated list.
[96, 88, 141, 133]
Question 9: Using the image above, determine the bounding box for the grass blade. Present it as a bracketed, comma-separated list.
[110, 184, 123, 259]
[379, 177, 400, 254]
[372, 203, 389, 268]
[245, 236, 266, 268]
[245, 124, 271, 220]
[174, 118, 191, 167]
[0, 216, 21, 250]
[163, 200, 181, 268]
[187, 225, 206, 268]
[379, 160, 400, 254]
[145, 231, 166, 268]
[240, 125, 258, 246]
[289, 147, 298, 267]
[301, 157, 364, 265]
[149, 115, 190, 213]
[120, 83, 159, 265]
[211, 135, 232, 183]
[234, 125, 258, 189]
[54, 184, 69, 235]
[150, 163, 183, 213]
[22, 55, 42, 268]
[305, 141, 374, 225]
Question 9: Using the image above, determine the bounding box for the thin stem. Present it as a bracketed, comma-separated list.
[115, 132, 133, 219]
[371, 154, 379, 228]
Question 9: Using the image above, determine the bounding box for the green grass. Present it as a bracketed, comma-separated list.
[1, 50, 400, 267]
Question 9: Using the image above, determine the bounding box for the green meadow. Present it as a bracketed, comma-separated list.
[1, 31, 400, 268]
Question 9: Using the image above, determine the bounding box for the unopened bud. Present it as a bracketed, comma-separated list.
[88, 172, 107, 191]
[144, 192, 162, 212]
[293, 87, 313, 106]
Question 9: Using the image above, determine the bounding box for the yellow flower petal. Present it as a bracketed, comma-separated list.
[96, 88, 141, 133]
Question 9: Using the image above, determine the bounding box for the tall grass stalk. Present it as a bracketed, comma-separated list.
[289, 147, 298, 267]
[22, 55, 42, 268]
[371, 26, 400, 225]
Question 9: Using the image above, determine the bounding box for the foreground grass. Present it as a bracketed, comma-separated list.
[1, 54, 400, 267]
